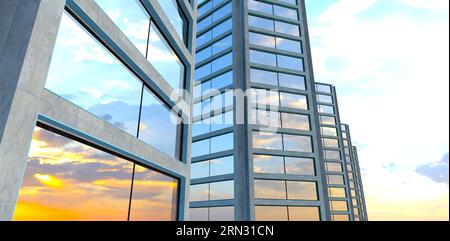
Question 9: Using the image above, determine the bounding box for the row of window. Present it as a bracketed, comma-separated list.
[249, 0, 299, 21]
[249, 32, 303, 54]
[191, 155, 234, 179]
[251, 88, 308, 110]
[251, 109, 311, 131]
[254, 155, 315, 175]
[197, 18, 232, 47]
[253, 131, 313, 153]
[196, 52, 233, 80]
[192, 110, 233, 137]
[46, 12, 183, 158]
[249, 15, 300, 37]
[94, 0, 186, 91]
[250, 68, 306, 90]
[198, 2, 232, 32]
[254, 179, 318, 200]
[192, 132, 234, 158]
[190, 180, 234, 202]
[14, 126, 178, 221]
[189, 206, 234, 221]
[250, 50, 304, 72]
[255, 206, 320, 221]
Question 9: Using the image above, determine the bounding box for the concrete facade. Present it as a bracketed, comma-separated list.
[0, 0, 196, 221]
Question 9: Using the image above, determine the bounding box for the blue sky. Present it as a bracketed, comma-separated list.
[305, 0, 449, 220]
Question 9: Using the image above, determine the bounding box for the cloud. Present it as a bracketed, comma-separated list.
[400, 0, 449, 11]
[416, 153, 449, 185]
[306, 0, 449, 220]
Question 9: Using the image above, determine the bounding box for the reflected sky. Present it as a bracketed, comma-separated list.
[14, 127, 178, 221]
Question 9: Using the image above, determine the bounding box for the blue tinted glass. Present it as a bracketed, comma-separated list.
[274, 5, 298, 20]
[192, 139, 210, 157]
[210, 181, 234, 200]
[213, 18, 232, 38]
[275, 21, 299, 36]
[248, 0, 273, 15]
[94, 0, 149, 56]
[195, 63, 212, 80]
[211, 71, 233, 89]
[248, 16, 274, 31]
[198, 1, 212, 17]
[212, 52, 233, 73]
[148, 22, 185, 91]
[276, 37, 302, 53]
[139, 87, 181, 158]
[196, 46, 212, 64]
[250, 68, 278, 86]
[211, 133, 234, 153]
[213, 2, 232, 22]
[191, 161, 209, 179]
[197, 31, 212, 47]
[45, 13, 142, 136]
[277, 55, 304, 71]
[211, 110, 233, 132]
[278, 73, 305, 89]
[198, 15, 212, 32]
[210, 156, 234, 176]
[250, 50, 277, 67]
[249, 32, 276, 49]
[212, 35, 233, 54]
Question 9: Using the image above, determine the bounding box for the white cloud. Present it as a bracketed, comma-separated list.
[308, 0, 449, 220]
[400, 0, 449, 11]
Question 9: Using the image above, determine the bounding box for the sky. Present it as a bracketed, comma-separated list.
[305, 0, 449, 220]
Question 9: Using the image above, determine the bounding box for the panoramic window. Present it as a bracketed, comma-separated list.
[157, 0, 188, 43]
[94, 0, 150, 56]
[138, 86, 182, 158]
[14, 126, 178, 221]
[45, 13, 143, 137]
[148, 22, 185, 91]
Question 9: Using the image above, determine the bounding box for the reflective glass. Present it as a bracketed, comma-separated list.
[248, 16, 274, 31]
[148, 22, 185, 91]
[249, 32, 276, 49]
[278, 73, 305, 90]
[210, 156, 234, 176]
[283, 134, 312, 153]
[276, 37, 302, 53]
[253, 155, 284, 174]
[275, 21, 299, 36]
[250, 68, 278, 86]
[209, 206, 234, 221]
[286, 181, 318, 200]
[320, 116, 336, 125]
[254, 180, 286, 199]
[129, 164, 178, 221]
[327, 175, 345, 185]
[139, 86, 181, 158]
[45, 13, 142, 137]
[280, 92, 308, 109]
[281, 113, 310, 130]
[157, 0, 187, 42]
[210, 181, 234, 200]
[284, 157, 315, 175]
[14, 127, 133, 221]
[252, 131, 283, 150]
[322, 138, 339, 148]
[274, 5, 298, 20]
[189, 208, 208, 221]
[288, 207, 320, 221]
[321, 127, 338, 137]
[190, 183, 209, 202]
[95, 0, 149, 56]
[329, 187, 346, 198]
[326, 162, 343, 172]
[330, 201, 348, 212]
[255, 206, 288, 221]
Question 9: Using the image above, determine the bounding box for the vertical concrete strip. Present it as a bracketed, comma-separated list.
[0, 0, 65, 220]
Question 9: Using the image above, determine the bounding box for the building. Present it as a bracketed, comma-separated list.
[189, 0, 368, 221]
[0, 0, 196, 221]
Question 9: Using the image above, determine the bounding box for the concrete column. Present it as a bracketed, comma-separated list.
[0, 0, 65, 220]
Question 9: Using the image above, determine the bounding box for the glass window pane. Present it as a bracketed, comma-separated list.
[255, 206, 288, 221]
[317, 94, 333, 104]
[209, 206, 235, 221]
[249, 32, 276, 49]
[333, 214, 349, 221]
[210, 156, 234, 176]
[248, 16, 274, 31]
[189, 208, 208, 221]
[250, 50, 277, 67]
[320, 116, 336, 125]
[148, 22, 185, 91]
[316, 84, 331, 93]
[276, 37, 302, 53]
[253, 155, 284, 174]
[286, 181, 318, 200]
[129, 165, 178, 221]
[213, 18, 232, 38]
[281, 113, 310, 130]
[157, 0, 187, 42]
[254, 180, 286, 199]
[283, 134, 312, 153]
[288, 207, 320, 221]
[321, 127, 338, 136]
[322, 138, 339, 148]
[275, 21, 299, 36]
[45, 13, 142, 137]
[251, 109, 281, 127]
[14, 127, 134, 221]
[274, 6, 298, 20]
[251, 89, 280, 107]
[280, 92, 308, 110]
[318, 105, 335, 114]
[250, 68, 278, 86]
[191, 161, 210, 179]
[277, 55, 304, 71]
[139, 87, 181, 158]
[329, 187, 346, 198]
[210, 133, 234, 153]
[191, 139, 210, 157]
[278, 73, 305, 90]
[190, 183, 209, 202]
[210, 181, 234, 200]
[284, 157, 315, 175]
[94, 0, 149, 56]
[253, 131, 283, 150]
[212, 35, 233, 54]
[327, 175, 345, 185]
[326, 162, 343, 173]
[248, 0, 273, 15]
[330, 201, 348, 212]
[324, 150, 341, 160]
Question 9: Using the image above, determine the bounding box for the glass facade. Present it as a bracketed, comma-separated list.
[14, 126, 178, 221]
[190, 0, 235, 221]
[7, 0, 195, 222]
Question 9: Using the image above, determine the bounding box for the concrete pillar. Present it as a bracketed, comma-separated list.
[0, 0, 65, 220]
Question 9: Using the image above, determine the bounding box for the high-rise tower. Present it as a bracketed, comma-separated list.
[189, 0, 367, 221]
